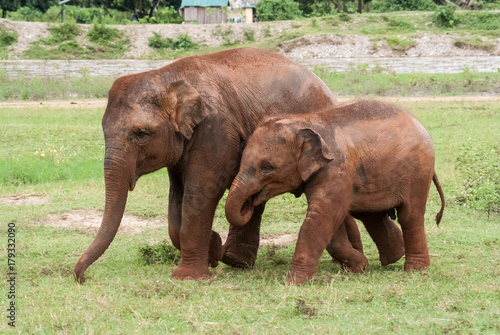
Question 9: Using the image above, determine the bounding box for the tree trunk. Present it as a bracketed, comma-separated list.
[358, 0, 364, 13]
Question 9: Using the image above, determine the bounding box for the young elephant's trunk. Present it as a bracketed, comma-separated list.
[225, 176, 257, 226]
[73, 149, 133, 283]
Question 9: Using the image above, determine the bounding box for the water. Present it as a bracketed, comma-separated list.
[1, 56, 499, 78]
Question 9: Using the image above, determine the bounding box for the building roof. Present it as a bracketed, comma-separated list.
[229, 0, 257, 8]
[180, 0, 229, 8]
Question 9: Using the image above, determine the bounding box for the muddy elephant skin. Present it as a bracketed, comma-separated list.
[225, 100, 445, 285]
[74, 47, 353, 283]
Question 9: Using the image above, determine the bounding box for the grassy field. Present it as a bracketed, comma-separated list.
[1, 68, 499, 101]
[0, 98, 498, 334]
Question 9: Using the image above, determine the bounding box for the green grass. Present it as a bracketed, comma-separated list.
[0, 71, 113, 100]
[0, 100, 499, 333]
[0, 67, 499, 102]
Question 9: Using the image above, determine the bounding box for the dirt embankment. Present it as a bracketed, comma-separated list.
[1, 18, 499, 59]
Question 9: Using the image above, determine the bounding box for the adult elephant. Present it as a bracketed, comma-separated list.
[73, 48, 403, 283]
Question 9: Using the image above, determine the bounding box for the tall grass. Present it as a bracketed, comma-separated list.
[0, 100, 498, 334]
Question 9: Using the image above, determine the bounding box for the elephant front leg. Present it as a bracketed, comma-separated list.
[222, 203, 264, 268]
[171, 183, 225, 280]
[287, 200, 348, 286]
[168, 169, 223, 271]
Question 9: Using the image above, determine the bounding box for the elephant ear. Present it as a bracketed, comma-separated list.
[296, 128, 335, 182]
[166, 80, 209, 140]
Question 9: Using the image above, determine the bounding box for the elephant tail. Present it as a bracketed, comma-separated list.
[433, 173, 445, 226]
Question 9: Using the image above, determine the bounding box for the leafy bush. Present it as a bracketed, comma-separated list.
[457, 11, 500, 30]
[9, 6, 43, 21]
[87, 24, 122, 44]
[244, 28, 255, 41]
[434, 4, 456, 28]
[137, 6, 183, 24]
[148, 33, 198, 50]
[139, 240, 181, 265]
[0, 28, 17, 47]
[46, 23, 81, 45]
[386, 36, 415, 51]
[456, 140, 500, 216]
[371, 0, 437, 12]
[256, 0, 302, 21]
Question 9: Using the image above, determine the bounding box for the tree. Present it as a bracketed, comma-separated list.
[22, 0, 59, 13]
[1, 0, 21, 18]
[256, 0, 302, 21]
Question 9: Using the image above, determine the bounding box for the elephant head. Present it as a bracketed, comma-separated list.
[74, 74, 209, 283]
[225, 120, 335, 227]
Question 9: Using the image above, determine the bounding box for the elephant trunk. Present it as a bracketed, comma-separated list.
[74, 149, 133, 283]
[225, 174, 258, 227]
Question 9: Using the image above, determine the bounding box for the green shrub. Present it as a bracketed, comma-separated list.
[87, 24, 122, 44]
[371, 0, 437, 12]
[139, 240, 181, 265]
[338, 12, 351, 22]
[137, 6, 183, 24]
[46, 23, 81, 45]
[433, 4, 456, 28]
[256, 0, 302, 21]
[244, 28, 255, 41]
[0, 28, 17, 47]
[456, 140, 500, 216]
[458, 11, 500, 30]
[148, 33, 198, 50]
[386, 36, 415, 51]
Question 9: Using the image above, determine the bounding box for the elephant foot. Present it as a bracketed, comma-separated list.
[379, 243, 405, 266]
[285, 270, 312, 286]
[171, 264, 212, 280]
[221, 243, 258, 268]
[403, 256, 430, 271]
[339, 255, 368, 274]
[208, 231, 223, 268]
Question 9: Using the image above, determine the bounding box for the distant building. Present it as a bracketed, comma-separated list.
[180, 0, 229, 24]
[228, 0, 259, 24]
[179, 0, 260, 24]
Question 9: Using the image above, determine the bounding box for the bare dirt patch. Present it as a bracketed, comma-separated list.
[37, 208, 297, 245]
[40, 209, 166, 236]
[0, 194, 49, 206]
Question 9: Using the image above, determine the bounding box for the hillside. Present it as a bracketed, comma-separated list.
[1, 16, 499, 60]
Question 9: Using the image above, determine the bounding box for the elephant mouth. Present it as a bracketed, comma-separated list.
[129, 175, 139, 191]
[239, 197, 255, 223]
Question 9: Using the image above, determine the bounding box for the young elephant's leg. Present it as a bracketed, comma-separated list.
[397, 202, 430, 271]
[222, 203, 265, 268]
[356, 212, 405, 266]
[343, 214, 364, 253]
[286, 183, 354, 285]
[326, 219, 369, 273]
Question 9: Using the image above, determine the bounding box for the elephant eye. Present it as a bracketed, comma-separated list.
[260, 162, 274, 174]
[133, 129, 151, 143]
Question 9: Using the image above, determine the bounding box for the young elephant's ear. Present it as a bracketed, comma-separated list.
[297, 128, 335, 182]
[166, 80, 209, 140]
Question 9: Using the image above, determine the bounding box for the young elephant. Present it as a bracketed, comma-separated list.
[225, 100, 445, 285]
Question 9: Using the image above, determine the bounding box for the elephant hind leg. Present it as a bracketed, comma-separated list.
[326, 219, 368, 273]
[397, 203, 430, 271]
[221, 203, 265, 268]
[356, 212, 405, 266]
